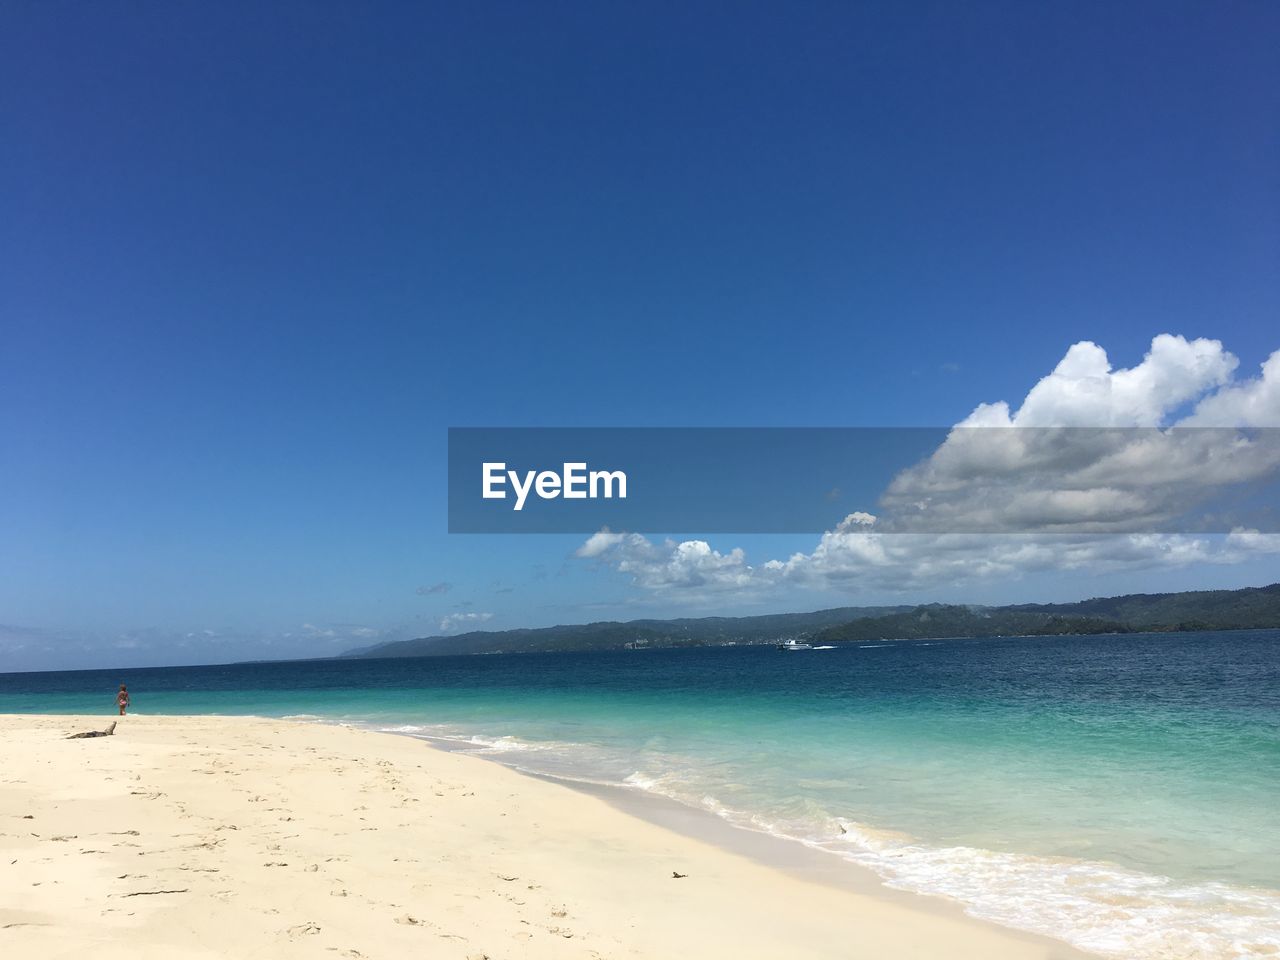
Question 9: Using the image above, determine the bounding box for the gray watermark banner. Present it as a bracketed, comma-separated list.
[447, 427, 1280, 534]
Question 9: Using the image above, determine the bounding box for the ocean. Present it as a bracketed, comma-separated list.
[3, 629, 1277, 959]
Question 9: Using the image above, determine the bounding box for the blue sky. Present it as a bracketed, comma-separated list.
[2, 2, 1278, 670]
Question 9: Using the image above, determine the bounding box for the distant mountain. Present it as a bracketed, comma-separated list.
[1007, 583, 1280, 630]
[343, 584, 1280, 658]
[813, 604, 1134, 642]
[343, 606, 911, 658]
[815, 583, 1280, 642]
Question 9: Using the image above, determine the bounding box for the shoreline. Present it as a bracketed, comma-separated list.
[411, 730, 999, 907]
[1, 713, 1091, 959]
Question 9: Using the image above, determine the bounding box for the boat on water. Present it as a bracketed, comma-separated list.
[777, 638, 813, 651]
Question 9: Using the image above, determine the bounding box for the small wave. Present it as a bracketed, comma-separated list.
[622, 771, 663, 791]
[471, 735, 553, 754]
[614, 772, 1280, 959]
[858, 644, 889, 649]
[802, 828, 1280, 960]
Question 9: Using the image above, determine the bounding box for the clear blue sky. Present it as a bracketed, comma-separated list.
[2, 2, 1278, 670]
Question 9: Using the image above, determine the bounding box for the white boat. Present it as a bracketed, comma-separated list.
[777, 638, 813, 651]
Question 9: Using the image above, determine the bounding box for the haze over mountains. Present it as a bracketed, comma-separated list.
[344, 583, 1280, 658]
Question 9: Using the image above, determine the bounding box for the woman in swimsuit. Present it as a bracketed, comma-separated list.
[117, 684, 130, 716]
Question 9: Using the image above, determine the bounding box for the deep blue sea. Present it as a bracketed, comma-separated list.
[4, 630, 1278, 959]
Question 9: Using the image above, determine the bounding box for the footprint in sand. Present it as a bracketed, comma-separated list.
[287, 921, 321, 938]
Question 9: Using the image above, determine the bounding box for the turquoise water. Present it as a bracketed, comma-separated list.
[4, 630, 1278, 958]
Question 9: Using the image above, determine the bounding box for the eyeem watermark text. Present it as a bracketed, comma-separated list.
[482, 462, 628, 511]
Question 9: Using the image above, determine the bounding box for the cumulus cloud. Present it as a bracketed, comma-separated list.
[575, 529, 632, 558]
[583, 524, 1234, 599]
[1222, 526, 1280, 559]
[438, 612, 494, 633]
[961, 334, 1237, 428]
[764, 526, 1225, 592]
[578, 535, 755, 592]
[578, 335, 1280, 599]
[881, 426, 1280, 533]
[1181, 349, 1280, 427]
[881, 335, 1280, 533]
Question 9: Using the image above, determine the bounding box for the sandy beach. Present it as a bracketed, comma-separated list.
[0, 714, 1089, 959]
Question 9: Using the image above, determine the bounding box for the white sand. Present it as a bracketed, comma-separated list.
[0, 714, 1091, 959]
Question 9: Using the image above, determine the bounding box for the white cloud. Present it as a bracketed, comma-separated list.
[1181, 350, 1280, 427]
[1222, 527, 1280, 559]
[881, 336, 1280, 533]
[578, 334, 1280, 599]
[881, 426, 1280, 533]
[578, 533, 756, 593]
[575, 529, 634, 558]
[438, 612, 494, 633]
[837, 512, 877, 530]
[964, 334, 1237, 428]
[767, 530, 1223, 592]
[585, 526, 1229, 599]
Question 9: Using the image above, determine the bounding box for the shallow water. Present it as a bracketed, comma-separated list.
[4, 630, 1278, 958]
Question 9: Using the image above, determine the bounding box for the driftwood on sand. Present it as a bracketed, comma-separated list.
[65, 722, 117, 739]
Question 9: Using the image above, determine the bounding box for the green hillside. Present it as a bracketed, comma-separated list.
[345, 584, 1280, 658]
[348, 605, 910, 658]
[816, 583, 1280, 642]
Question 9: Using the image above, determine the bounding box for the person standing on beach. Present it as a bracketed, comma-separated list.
[117, 684, 130, 716]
